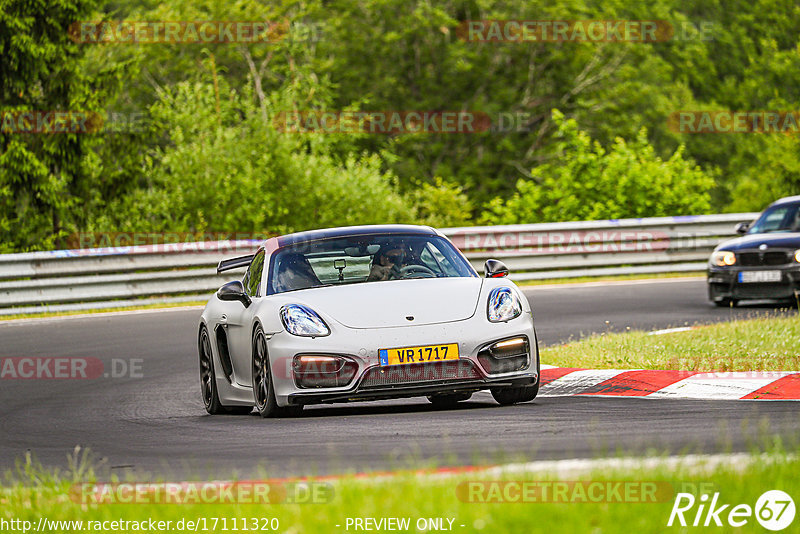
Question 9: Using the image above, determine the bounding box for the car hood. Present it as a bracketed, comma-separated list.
[294, 277, 483, 329]
[717, 233, 800, 251]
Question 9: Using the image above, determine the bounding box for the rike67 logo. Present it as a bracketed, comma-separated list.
[668, 490, 795, 530]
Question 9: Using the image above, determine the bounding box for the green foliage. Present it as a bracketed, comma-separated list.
[3, 0, 800, 252]
[406, 178, 473, 228]
[481, 110, 715, 224]
[92, 74, 412, 235]
[726, 134, 800, 212]
[0, 0, 105, 252]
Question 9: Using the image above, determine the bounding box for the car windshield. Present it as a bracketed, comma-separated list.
[747, 203, 800, 234]
[267, 233, 477, 294]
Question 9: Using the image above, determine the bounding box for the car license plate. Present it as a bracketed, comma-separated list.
[379, 343, 459, 366]
[739, 270, 782, 283]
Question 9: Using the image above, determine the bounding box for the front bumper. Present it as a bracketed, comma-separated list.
[266, 312, 539, 407]
[707, 266, 800, 302]
[287, 374, 537, 405]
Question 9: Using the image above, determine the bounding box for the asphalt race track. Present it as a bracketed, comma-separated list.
[0, 278, 797, 480]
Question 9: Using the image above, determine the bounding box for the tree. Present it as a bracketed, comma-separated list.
[92, 70, 414, 235]
[481, 110, 715, 224]
[0, 0, 108, 252]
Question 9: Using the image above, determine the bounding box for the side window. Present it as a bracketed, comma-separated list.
[244, 250, 265, 296]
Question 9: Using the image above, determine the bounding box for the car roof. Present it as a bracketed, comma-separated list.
[770, 195, 800, 207]
[267, 224, 439, 249]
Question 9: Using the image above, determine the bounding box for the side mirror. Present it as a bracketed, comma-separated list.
[734, 221, 751, 235]
[484, 259, 509, 278]
[217, 280, 251, 307]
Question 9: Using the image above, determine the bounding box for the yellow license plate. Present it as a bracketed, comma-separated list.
[379, 343, 459, 366]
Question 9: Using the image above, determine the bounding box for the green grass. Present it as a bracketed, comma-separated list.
[517, 271, 704, 286]
[542, 315, 800, 372]
[0, 301, 205, 321]
[2, 445, 799, 533]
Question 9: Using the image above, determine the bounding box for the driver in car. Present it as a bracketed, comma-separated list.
[367, 243, 407, 282]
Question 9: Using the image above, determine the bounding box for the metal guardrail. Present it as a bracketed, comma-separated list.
[0, 213, 759, 314]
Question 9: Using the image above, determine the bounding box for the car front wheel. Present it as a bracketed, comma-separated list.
[491, 345, 540, 406]
[490, 382, 539, 405]
[252, 325, 302, 418]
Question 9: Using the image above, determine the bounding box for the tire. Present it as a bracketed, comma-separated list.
[491, 337, 541, 406]
[199, 326, 252, 415]
[491, 382, 539, 405]
[427, 392, 472, 407]
[713, 298, 738, 307]
[252, 325, 302, 418]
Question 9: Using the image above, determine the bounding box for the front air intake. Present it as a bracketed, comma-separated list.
[477, 336, 530, 375]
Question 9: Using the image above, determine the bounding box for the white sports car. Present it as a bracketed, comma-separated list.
[198, 225, 540, 417]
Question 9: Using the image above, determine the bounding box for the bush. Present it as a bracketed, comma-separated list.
[481, 110, 716, 225]
[93, 77, 413, 235]
[405, 178, 473, 229]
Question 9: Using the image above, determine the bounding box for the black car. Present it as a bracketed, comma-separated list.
[708, 195, 800, 306]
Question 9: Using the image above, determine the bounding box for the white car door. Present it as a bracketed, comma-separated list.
[225, 249, 265, 387]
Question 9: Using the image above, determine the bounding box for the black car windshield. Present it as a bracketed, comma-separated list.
[747, 203, 800, 234]
[267, 233, 477, 294]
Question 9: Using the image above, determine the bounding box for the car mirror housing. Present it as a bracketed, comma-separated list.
[484, 259, 509, 278]
[734, 221, 751, 234]
[217, 280, 252, 307]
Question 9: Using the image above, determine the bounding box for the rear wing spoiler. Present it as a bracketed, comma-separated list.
[216, 254, 254, 274]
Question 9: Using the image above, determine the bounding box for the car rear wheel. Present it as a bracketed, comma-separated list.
[199, 326, 252, 415]
[427, 392, 472, 407]
[252, 326, 302, 418]
[713, 298, 738, 307]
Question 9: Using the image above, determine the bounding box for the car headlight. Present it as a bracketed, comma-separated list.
[487, 287, 522, 323]
[711, 250, 736, 267]
[795, 250, 800, 263]
[280, 304, 330, 337]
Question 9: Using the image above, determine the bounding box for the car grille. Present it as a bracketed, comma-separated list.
[737, 250, 791, 266]
[359, 360, 482, 389]
[733, 283, 794, 299]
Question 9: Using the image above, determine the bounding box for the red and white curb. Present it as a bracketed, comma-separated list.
[539, 365, 800, 400]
